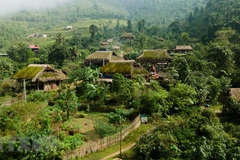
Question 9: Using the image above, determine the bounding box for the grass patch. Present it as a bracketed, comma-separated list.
[81, 124, 152, 160]
[0, 96, 12, 107]
[111, 146, 139, 160]
[210, 104, 223, 111]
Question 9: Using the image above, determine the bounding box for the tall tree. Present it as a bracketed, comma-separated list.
[48, 33, 71, 67]
[56, 89, 78, 119]
[7, 43, 34, 63]
[137, 19, 146, 32]
[127, 20, 133, 32]
[89, 24, 98, 40]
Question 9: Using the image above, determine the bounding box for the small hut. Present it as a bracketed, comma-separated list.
[120, 33, 134, 41]
[175, 45, 193, 53]
[99, 42, 109, 51]
[29, 44, 40, 53]
[100, 60, 148, 78]
[137, 49, 172, 63]
[84, 51, 123, 67]
[137, 49, 172, 72]
[12, 64, 67, 91]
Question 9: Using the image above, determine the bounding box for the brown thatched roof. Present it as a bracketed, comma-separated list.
[230, 88, 240, 102]
[175, 45, 193, 51]
[137, 49, 172, 62]
[120, 33, 134, 39]
[100, 42, 109, 45]
[100, 60, 148, 77]
[12, 64, 67, 82]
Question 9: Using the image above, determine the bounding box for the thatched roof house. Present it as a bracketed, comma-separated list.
[120, 33, 134, 40]
[100, 60, 148, 78]
[84, 51, 123, 66]
[137, 49, 172, 63]
[175, 45, 193, 53]
[12, 64, 67, 91]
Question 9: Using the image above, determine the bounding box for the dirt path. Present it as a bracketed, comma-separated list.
[100, 142, 136, 160]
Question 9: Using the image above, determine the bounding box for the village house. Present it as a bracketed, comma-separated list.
[12, 64, 67, 91]
[137, 49, 172, 70]
[38, 34, 47, 38]
[120, 33, 134, 41]
[100, 60, 148, 79]
[65, 26, 73, 30]
[0, 53, 8, 57]
[84, 51, 123, 67]
[29, 44, 40, 53]
[137, 49, 173, 79]
[175, 45, 193, 53]
[99, 42, 109, 51]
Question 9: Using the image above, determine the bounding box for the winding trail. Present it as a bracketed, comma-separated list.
[100, 142, 136, 160]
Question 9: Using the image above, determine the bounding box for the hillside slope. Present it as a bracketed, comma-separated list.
[181, 0, 240, 42]
[0, 0, 208, 51]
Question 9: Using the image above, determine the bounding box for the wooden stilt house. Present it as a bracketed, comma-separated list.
[12, 64, 67, 91]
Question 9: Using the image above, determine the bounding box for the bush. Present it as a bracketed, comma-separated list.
[27, 90, 48, 102]
[63, 134, 83, 150]
[0, 79, 18, 96]
[94, 120, 116, 138]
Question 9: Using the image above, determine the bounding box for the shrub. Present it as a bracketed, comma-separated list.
[27, 90, 48, 102]
[0, 79, 18, 96]
[94, 120, 116, 138]
[63, 134, 83, 149]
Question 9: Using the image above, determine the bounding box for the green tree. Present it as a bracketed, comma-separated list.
[181, 32, 190, 45]
[137, 19, 146, 32]
[207, 42, 234, 76]
[169, 83, 197, 112]
[134, 33, 147, 49]
[56, 89, 78, 119]
[7, 43, 34, 63]
[127, 20, 133, 32]
[188, 12, 194, 23]
[171, 57, 191, 82]
[89, 24, 98, 40]
[0, 58, 16, 80]
[141, 81, 169, 115]
[48, 33, 71, 67]
[111, 73, 134, 105]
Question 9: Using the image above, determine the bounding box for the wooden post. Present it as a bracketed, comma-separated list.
[23, 79, 26, 102]
[37, 82, 39, 91]
[120, 122, 122, 158]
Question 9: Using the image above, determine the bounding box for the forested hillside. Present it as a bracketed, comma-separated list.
[1, 0, 240, 159]
[176, 0, 240, 42]
[0, 0, 207, 51]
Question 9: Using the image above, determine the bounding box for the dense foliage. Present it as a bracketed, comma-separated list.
[1, 0, 240, 159]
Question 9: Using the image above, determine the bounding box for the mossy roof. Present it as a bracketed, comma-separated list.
[12, 64, 67, 82]
[85, 51, 123, 62]
[12, 66, 44, 80]
[101, 62, 133, 74]
[85, 51, 112, 60]
[137, 49, 172, 62]
[38, 72, 67, 82]
[100, 60, 148, 76]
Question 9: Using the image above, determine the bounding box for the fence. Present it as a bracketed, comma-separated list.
[63, 114, 141, 159]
